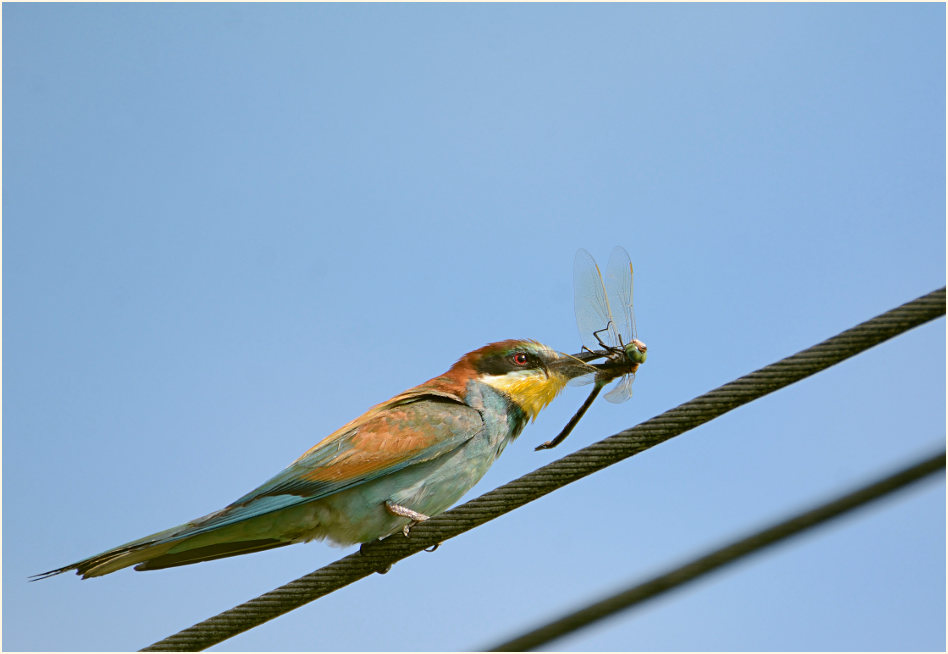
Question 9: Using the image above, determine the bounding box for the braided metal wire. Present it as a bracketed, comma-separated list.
[142, 287, 945, 652]
[488, 448, 946, 651]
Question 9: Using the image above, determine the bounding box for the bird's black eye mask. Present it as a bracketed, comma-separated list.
[476, 350, 541, 376]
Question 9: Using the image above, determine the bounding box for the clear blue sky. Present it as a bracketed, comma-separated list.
[3, 3, 945, 651]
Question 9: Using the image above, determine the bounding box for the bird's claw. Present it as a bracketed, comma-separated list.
[358, 540, 393, 574]
[401, 517, 431, 538]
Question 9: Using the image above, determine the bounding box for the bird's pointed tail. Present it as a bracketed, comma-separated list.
[31, 502, 300, 579]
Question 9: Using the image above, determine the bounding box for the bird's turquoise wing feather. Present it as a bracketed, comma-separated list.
[179, 395, 485, 538]
[34, 393, 484, 578]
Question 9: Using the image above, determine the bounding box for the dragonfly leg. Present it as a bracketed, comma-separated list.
[592, 322, 614, 351]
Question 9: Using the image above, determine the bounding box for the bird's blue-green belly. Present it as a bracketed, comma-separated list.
[299, 381, 526, 545]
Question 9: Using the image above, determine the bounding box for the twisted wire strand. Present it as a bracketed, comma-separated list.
[142, 287, 945, 652]
[487, 448, 946, 651]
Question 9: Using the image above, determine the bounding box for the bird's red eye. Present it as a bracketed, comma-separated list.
[512, 352, 529, 366]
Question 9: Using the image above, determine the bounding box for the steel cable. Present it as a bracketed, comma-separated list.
[141, 287, 945, 651]
[487, 448, 946, 651]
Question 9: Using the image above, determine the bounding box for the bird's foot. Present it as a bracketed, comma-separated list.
[384, 500, 430, 537]
[359, 540, 393, 574]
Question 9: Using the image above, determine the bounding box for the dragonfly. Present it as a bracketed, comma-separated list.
[536, 246, 647, 450]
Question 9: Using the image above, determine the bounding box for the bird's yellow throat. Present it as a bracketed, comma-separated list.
[482, 370, 569, 421]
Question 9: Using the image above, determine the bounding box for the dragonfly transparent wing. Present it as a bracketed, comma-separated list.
[603, 245, 635, 346]
[603, 369, 636, 403]
[568, 374, 598, 388]
[603, 246, 638, 403]
[573, 248, 620, 352]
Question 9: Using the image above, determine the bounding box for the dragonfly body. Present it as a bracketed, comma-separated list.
[536, 247, 646, 450]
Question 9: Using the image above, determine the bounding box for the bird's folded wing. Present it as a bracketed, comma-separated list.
[175, 394, 484, 538]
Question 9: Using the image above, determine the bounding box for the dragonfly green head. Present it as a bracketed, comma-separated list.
[624, 338, 647, 365]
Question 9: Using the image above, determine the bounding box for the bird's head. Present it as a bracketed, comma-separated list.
[436, 339, 595, 421]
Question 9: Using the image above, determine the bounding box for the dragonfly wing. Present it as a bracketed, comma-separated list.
[567, 373, 598, 388]
[603, 372, 635, 403]
[604, 246, 635, 346]
[574, 248, 620, 351]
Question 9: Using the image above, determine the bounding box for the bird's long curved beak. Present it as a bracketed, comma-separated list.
[547, 351, 599, 381]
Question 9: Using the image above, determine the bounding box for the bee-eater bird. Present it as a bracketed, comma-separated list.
[35, 340, 593, 579]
